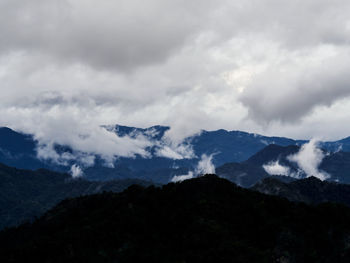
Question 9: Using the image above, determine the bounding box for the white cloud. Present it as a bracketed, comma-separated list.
[2, 0, 350, 154]
[287, 139, 330, 180]
[171, 154, 216, 182]
[171, 171, 194, 183]
[70, 164, 83, 178]
[195, 154, 216, 175]
[263, 161, 291, 177]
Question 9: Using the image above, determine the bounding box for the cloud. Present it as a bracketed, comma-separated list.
[0, 105, 155, 166]
[70, 164, 83, 178]
[195, 154, 216, 175]
[171, 154, 216, 182]
[2, 0, 350, 155]
[263, 160, 301, 179]
[154, 144, 194, 160]
[0, 0, 219, 71]
[263, 161, 292, 177]
[171, 171, 194, 183]
[287, 139, 330, 180]
[36, 143, 96, 167]
[239, 46, 350, 124]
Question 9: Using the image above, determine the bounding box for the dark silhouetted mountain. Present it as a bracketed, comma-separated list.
[2, 175, 350, 262]
[253, 176, 350, 207]
[0, 163, 154, 230]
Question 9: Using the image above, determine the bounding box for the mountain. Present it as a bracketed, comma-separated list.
[0, 163, 154, 230]
[0, 127, 46, 170]
[244, 144, 300, 166]
[2, 175, 350, 262]
[217, 143, 350, 187]
[322, 137, 350, 152]
[2, 124, 350, 183]
[216, 144, 299, 187]
[321, 151, 350, 183]
[216, 162, 269, 187]
[253, 176, 350, 206]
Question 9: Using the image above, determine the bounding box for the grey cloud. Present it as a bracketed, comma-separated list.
[0, 0, 219, 71]
[239, 48, 350, 124]
[218, 0, 350, 48]
[2, 0, 350, 155]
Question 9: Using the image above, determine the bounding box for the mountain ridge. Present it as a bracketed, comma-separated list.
[2, 125, 350, 183]
[2, 174, 350, 262]
[0, 162, 155, 230]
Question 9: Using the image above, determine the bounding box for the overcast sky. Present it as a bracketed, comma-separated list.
[1, 0, 350, 159]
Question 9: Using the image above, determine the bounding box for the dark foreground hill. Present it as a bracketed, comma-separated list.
[253, 176, 350, 206]
[2, 175, 350, 262]
[0, 163, 154, 230]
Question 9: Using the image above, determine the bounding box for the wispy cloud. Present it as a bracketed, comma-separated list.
[287, 139, 330, 181]
[263, 160, 300, 178]
[70, 164, 84, 179]
[171, 154, 215, 182]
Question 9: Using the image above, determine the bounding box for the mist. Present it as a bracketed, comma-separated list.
[171, 154, 216, 182]
[287, 139, 330, 181]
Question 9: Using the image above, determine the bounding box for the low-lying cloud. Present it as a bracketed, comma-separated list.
[171, 154, 216, 182]
[263, 160, 299, 178]
[287, 139, 330, 181]
[32, 121, 196, 168]
[70, 164, 84, 178]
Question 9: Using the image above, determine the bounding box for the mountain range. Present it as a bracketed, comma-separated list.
[2, 124, 350, 183]
[217, 144, 350, 187]
[3, 124, 350, 231]
[2, 143, 350, 230]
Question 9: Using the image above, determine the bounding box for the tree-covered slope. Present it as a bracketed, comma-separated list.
[2, 175, 350, 262]
[0, 163, 154, 230]
[252, 176, 350, 206]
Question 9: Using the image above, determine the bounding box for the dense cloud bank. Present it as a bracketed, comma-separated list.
[1, 0, 350, 157]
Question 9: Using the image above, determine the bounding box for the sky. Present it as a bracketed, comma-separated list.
[1, 0, 350, 159]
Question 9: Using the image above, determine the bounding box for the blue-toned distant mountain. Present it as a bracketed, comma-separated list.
[1, 125, 350, 183]
[217, 144, 350, 187]
[0, 127, 48, 170]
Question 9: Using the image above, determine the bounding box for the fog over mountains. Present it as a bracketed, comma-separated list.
[2, 0, 350, 150]
[2, 124, 350, 184]
[3, 1, 350, 261]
